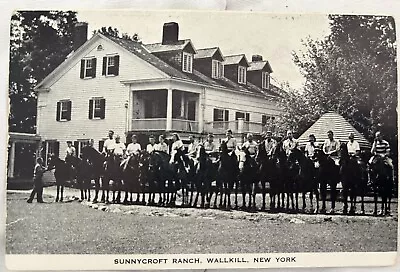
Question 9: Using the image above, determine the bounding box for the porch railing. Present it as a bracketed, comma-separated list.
[131, 118, 199, 132]
[172, 119, 199, 132]
[204, 120, 271, 134]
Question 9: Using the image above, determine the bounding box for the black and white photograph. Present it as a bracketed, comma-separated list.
[3, 4, 399, 270]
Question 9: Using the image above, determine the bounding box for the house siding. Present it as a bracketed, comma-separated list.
[37, 37, 165, 158]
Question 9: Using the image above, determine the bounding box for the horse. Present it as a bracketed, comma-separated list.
[139, 150, 154, 205]
[121, 153, 142, 204]
[103, 152, 123, 204]
[314, 148, 340, 214]
[148, 151, 174, 206]
[369, 155, 393, 216]
[213, 141, 238, 210]
[286, 148, 318, 213]
[47, 154, 70, 202]
[237, 147, 259, 211]
[339, 143, 368, 215]
[170, 148, 191, 207]
[66, 154, 93, 201]
[81, 145, 105, 203]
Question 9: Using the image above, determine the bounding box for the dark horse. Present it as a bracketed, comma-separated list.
[286, 148, 319, 212]
[213, 141, 238, 210]
[339, 143, 368, 215]
[47, 155, 70, 202]
[121, 153, 142, 204]
[81, 145, 105, 203]
[66, 154, 93, 201]
[237, 147, 259, 211]
[103, 153, 123, 204]
[170, 148, 191, 207]
[369, 155, 393, 216]
[314, 149, 340, 214]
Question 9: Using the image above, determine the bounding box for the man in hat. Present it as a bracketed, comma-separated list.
[224, 129, 237, 153]
[102, 130, 116, 155]
[283, 130, 299, 156]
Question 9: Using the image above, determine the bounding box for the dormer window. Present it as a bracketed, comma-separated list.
[238, 66, 247, 84]
[182, 52, 193, 73]
[212, 60, 223, 79]
[262, 71, 270, 89]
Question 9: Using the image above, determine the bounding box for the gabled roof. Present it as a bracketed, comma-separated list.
[144, 39, 196, 54]
[224, 54, 249, 67]
[194, 47, 224, 61]
[297, 112, 371, 149]
[248, 61, 273, 73]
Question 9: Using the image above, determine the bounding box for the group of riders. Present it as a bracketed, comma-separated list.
[56, 128, 393, 215]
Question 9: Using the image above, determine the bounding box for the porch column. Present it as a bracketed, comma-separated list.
[8, 141, 15, 178]
[180, 92, 185, 117]
[166, 88, 173, 131]
[198, 91, 204, 133]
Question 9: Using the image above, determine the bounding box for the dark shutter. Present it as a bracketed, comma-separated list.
[102, 57, 107, 75]
[224, 110, 229, 121]
[74, 141, 79, 157]
[213, 109, 218, 121]
[98, 140, 104, 153]
[92, 58, 97, 78]
[100, 99, 106, 119]
[54, 142, 60, 158]
[80, 60, 85, 79]
[246, 113, 250, 121]
[56, 102, 61, 121]
[66, 101, 72, 121]
[88, 99, 93, 119]
[114, 55, 120, 76]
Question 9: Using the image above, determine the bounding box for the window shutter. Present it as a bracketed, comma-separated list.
[88, 99, 93, 119]
[114, 55, 120, 76]
[56, 102, 61, 121]
[213, 108, 218, 121]
[73, 141, 79, 157]
[98, 140, 104, 153]
[102, 57, 107, 75]
[246, 113, 250, 121]
[224, 110, 229, 121]
[54, 142, 60, 158]
[92, 58, 97, 78]
[100, 99, 106, 119]
[66, 101, 72, 121]
[80, 60, 85, 79]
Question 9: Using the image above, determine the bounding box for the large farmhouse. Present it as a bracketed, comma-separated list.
[35, 22, 282, 162]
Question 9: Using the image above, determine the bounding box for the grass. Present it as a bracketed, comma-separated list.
[6, 190, 398, 254]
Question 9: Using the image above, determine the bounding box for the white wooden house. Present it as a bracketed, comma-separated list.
[35, 22, 282, 162]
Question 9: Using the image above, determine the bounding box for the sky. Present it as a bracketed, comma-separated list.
[77, 10, 331, 90]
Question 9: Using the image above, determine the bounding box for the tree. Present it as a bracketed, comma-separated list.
[281, 15, 397, 148]
[9, 11, 78, 133]
[93, 26, 140, 42]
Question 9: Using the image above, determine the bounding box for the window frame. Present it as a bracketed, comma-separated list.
[182, 52, 193, 73]
[212, 59, 223, 79]
[106, 55, 116, 76]
[59, 101, 69, 121]
[84, 58, 94, 78]
[238, 65, 247, 84]
[93, 98, 103, 119]
[262, 71, 270, 89]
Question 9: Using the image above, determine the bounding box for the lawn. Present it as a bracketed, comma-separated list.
[6, 190, 398, 255]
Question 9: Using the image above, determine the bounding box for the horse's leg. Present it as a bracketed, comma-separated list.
[60, 185, 64, 202]
[329, 181, 337, 214]
[309, 190, 314, 212]
[342, 182, 348, 215]
[320, 180, 327, 213]
[252, 182, 257, 210]
[261, 180, 266, 211]
[56, 185, 59, 202]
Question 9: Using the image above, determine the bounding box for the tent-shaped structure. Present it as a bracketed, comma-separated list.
[297, 112, 371, 150]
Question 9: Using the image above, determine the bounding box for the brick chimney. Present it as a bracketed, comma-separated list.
[162, 22, 179, 45]
[73, 22, 88, 51]
[252, 55, 263, 62]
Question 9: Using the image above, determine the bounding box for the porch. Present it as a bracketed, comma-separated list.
[204, 119, 273, 135]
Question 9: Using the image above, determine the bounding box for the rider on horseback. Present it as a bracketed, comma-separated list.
[347, 133, 361, 164]
[304, 134, 318, 159]
[102, 130, 116, 156]
[203, 133, 217, 154]
[242, 133, 258, 158]
[187, 135, 198, 158]
[369, 131, 393, 181]
[322, 130, 340, 165]
[262, 130, 277, 157]
[223, 129, 237, 154]
[170, 133, 185, 164]
[146, 135, 156, 153]
[114, 135, 126, 158]
[283, 130, 299, 156]
[154, 135, 169, 154]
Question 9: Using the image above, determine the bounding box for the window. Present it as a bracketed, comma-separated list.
[41, 141, 60, 166]
[56, 100, 71, 121]
[182, 52, 193, 73]
[89, 98, 106, 119]
[212, 60, 223, 79]
[80, 58, 97, 78]
[262, 115, 276, 130]
[238, 66, 247, 84]
[262, 72, 270, 89]
[102, 55, 120, 76]
[74, 140, 89, 158]
[213, 108, 229, 129]
[235, 112, 250, 121]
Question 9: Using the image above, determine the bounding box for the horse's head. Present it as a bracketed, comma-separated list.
[220, 141, 228, 154]
[197, 144, 207, 160]
[47, 153, 60, 169]
[340, 142, 349, 159]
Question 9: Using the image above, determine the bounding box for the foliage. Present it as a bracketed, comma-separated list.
[9, 11, 78, 133]
[281, 15, 397, 146]
[93, 26, 140, 42]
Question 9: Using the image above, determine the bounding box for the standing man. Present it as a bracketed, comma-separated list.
[323, 130, 340, 164]
[146, 135, 156, 153]
[27, 157, 46, 203]
[347, 132, 360, 157]
[242, 133, 258, 158]
[224, 129, 237, 154]
[283, 130, 298, 156]
[102, 130, 116, 155]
